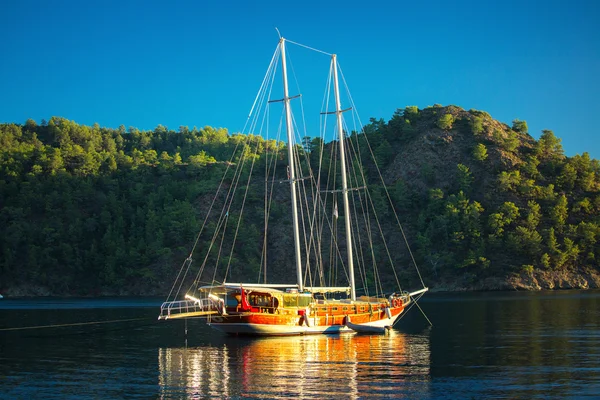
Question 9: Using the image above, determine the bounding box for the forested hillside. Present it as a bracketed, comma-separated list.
[1, 106, 599, 296]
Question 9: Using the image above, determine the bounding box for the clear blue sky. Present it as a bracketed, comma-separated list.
[1, 0, 599, 158]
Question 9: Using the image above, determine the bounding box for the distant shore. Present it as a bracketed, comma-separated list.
[4, 268, 599, 297]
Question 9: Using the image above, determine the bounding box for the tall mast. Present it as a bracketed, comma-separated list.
[332, 54, 356, 301]
[280, 38, 304, 291]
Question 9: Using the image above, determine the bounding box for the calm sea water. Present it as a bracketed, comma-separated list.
[0, 291, 599, 399]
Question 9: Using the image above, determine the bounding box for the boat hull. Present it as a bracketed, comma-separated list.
[206, 304, 405, 336]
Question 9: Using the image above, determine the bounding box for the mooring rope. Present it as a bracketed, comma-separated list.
[0, 317, 151, 332]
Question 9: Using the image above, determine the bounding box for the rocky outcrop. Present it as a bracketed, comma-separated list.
[507, 268, 600, 291]
[427, 267, 600, 292]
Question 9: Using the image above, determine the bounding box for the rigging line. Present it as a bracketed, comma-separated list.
[298, 174, 315, 288]
[219, 144, 253, 284]
[258, 110, 284, 282]
[173, 51, 275, 297]
[223, 128, 263, 281]
[302, 160, 324, 291]
[218, 159, 248, 285]
[304, 141, 328, 288]
[328, 139, 340, 286]
[364, 128, 425, 289]
[342, 141, 368, 294]
[260, 128, 270, 283]
[194, 195, 231, 293]
[254, 55, 280, 136]
[348, 172, 372, 298]
[339, 65, 426, 289]
[305, 166, 322, 284]
[321, 63, 344, 288]
[313, 168, 351, 286]
[346, 117, 399, 294]
[187, 127, 244, 259]
[364, 187, 403, 292]
[291, 118, 318, 276]
[311, 160, 328, 287]
[337, 118, 370, 296]
[0, 317, 150, 332]
[285, 38, 332, 56]
[343, 128, 372, 290]
[392, 293, 431, 327]
[292, 138, 314, 288]
[259, 112, 270, 283]
[392, 292, 424, 325]
[243, 44, 281, 133]
[166, 257, 193, 303]
[313, 114, 335, 285]
[253, 58, 281, 283]
[349, 191, 368, 297]
[287, 50, 310, 144]
[256, 75, 279, 282]
[306, 59, 334, 287]
[344, 123, 386, 297]
[181, 127, 252, 297]
[211, 205, 230, 288]
[313, 168, 328, 287]
[192, 141, 249, 292]
[413, 295, 433, 326]
[290, 113, 320, 279]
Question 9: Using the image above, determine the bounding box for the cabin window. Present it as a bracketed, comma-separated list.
[298, 295, 312, 307]
[332, 307, 338, 312]
[283, 295, 297, 307]
[342, 307, 348, 311]
[250, 294, 271, 307]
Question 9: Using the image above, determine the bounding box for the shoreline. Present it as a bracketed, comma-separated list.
[3, 268, 599, 298]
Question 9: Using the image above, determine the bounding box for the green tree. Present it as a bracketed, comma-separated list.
[470, 116, 484, 135]
[512, 119, 528, 134]
[403, 106, 419, 121]
[522, 156, 541, 179]
[456, 164, 474, 193]
[173, 152, 183, 165]
[525, 200, 541, 229]
[513, 226, 542, 255]
[437, 114, 455, 130]
[498, 170, 521, 192]
[473, 143, 488, 161]
[188, 151, 216, 168]
[541, 253, 551, 268]
[502, 130, 520, 152]
[557, 163, 577, 191]
[536, 129, 564, 160]
[550, 194, 568, 228]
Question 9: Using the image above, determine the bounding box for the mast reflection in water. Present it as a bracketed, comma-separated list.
[158, 332, 431, 398]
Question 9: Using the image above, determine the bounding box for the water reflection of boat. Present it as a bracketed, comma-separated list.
[158, 332, 431, 398]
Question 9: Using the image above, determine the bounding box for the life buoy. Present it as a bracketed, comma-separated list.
[392, 299, 399, 308]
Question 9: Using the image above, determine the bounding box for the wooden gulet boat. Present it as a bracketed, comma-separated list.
[158, 36, 428, 335]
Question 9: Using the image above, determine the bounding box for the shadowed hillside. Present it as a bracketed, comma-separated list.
[1, 108, 599, 296]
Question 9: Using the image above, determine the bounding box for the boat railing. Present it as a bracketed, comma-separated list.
[158, 298, 219, 320]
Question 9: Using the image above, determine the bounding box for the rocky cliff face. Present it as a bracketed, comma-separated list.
[428, 268, 600, 292]
[508, 268, 600, 290]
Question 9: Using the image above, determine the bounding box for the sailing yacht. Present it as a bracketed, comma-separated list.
[158, 37, 428, 335]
